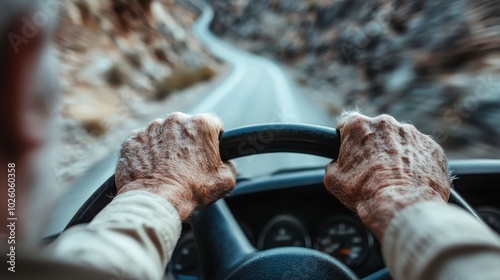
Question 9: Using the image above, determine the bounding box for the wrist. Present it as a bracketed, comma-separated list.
[355, 185, 446, 242]
[117, 179, 197, 220]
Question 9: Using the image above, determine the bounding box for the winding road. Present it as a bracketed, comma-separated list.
[44, 2, 332, 236]
[189, 3, 332, 177]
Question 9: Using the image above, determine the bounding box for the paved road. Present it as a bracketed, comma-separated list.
[190, 3, 332, 177]
[44, 3, 332, 236]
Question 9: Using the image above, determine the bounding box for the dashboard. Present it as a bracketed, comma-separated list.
[166, 160, 500, 280]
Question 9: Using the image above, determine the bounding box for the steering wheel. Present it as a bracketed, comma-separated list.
[65, 124, 483, 280]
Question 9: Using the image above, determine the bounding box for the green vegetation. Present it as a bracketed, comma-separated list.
[105, 63, 128, 86]
[155, 66, 216, 100]
[327, 103, 341, 117]
[81, 119, 109, 137]
[75, 0, 91, 25]
[295, 75, 308, 86]
[137, 0, 153, 12]
[154, 48, 169, 63]
[125, 52, 142, 69]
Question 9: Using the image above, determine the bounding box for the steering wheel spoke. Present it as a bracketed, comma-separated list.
[191, 200, 256, 279]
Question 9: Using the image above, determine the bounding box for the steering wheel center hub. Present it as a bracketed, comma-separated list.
[224, 247, 359, 280]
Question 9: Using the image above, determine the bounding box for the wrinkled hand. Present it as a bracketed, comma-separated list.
[324, 112, 451, 241]
[116, 112, 236, 220]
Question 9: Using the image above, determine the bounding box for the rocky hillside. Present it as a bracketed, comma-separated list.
[209, 0, 500, 158]
[55, 0, 225, 187]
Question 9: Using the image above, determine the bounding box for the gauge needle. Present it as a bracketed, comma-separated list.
[339, 248, 351, 255]
[322, 243, 341, 254]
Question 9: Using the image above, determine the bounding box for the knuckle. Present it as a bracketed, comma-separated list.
[148, 118, 163, 128]
[190, 114, 223, 136]
[224, 176, 236, 190]
[341, 114, 372, 135]
[324, 163, 339, 186]
[129, 128, 145, 139]
[348, 113, 369, 125]
[434, 144, 447, 159]
[189, 114, 208, 127]
[130, 128, 147, 143]
[403, 123, 418, 134]
[197, 113, 222, 126]
[119, 142, 130, 157]
[324, 175, 334, 189]
[120, 128, 147, 156]
[339, 112, 364, 127]
[374, 114, 399, 127]
[167, 112, 189, 124]
[146, 118, 163, 133]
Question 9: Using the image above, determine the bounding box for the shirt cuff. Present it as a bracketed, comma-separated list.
[90, 189, 182, 250]
[49, 190, 182, 280]
[382, 201, 500, 280]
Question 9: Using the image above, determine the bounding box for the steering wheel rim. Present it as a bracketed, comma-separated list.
[65, 123, 483, 280]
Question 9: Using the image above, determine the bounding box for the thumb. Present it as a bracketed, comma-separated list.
[324, 160, 340, 193]
[324, 161, 356, 211]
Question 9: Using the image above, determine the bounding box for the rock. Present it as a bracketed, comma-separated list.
[209, 0, 500, 158]
[54, 0, 224, 187]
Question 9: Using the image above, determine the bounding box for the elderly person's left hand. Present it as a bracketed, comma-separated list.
[115, 112, 237, 220]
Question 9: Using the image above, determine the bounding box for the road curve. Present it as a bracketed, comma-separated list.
[189, 2, 332, 177]
[44, 3, 333, 236]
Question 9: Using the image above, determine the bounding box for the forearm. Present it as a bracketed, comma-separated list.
[46, 190, 181, 280]
[118, 179, 196, 220]
[356, 185, 446, 242]
[382, 201, 500, 280]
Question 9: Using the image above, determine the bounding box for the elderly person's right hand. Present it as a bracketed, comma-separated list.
[115, 112, 237, 220]
[324, 112, 452, 241]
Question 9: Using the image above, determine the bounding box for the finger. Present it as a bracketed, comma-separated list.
[146, 118, 165, 136]
[115, 158, 131, 190]
[337, 111, 371, 132]
[372, 114, 401, 130]
[324, 161, 357, 211]
[224, 160, 238, 178]
[165, 112, 191, 127]
[335, 112, 373, 165]
[324, 161, 339, 190]
[197, 162, 237, 206]
[190, 113, 224, 140]
[218, 163, 237, 193]
[337, 112, 373, 146]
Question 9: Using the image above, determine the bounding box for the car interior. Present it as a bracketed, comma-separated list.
[61, 124, 500, 280]
[166, 159, 500, 280]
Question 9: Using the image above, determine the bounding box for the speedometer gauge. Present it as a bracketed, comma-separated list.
[168, 233, 200, 277]
[258, 215, 311, 250]
[315, 217, 373, 267]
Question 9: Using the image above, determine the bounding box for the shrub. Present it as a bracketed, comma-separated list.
[327, 103, 341, 117]
[75, 0, 91, 25]
[137, 0, 152, 13]
[81, 119, 108, 137]
[154, 48, 169, 63]
[295, 75, 308, 85]
[105, 63, 128, 86]
[125, 52, 142, 69]
[155, 66, 216, 100]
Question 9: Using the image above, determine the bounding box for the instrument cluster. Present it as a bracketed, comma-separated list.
[167, 214, 375, 279]
[256, 215, 373, 267]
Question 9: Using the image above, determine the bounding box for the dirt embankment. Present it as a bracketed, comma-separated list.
[208, 0, 500, 158]
[55, 0, 225, 187]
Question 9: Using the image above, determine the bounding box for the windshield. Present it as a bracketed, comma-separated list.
[53, 0, 500, 187]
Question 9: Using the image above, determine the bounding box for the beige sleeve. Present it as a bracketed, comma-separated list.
[46, 190, 182, 280]
[383, 201, 500, 280]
